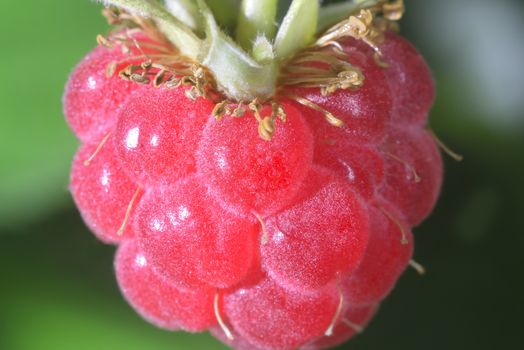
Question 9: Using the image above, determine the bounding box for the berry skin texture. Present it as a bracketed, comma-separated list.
[224, 278, 340, 350]
[66, 6, 442, 348]
[290, 37, 393, 145]
[136, 177, 258, 290]
[115, 87, 214, 185]
[379, 127, 443, 226]
[63, 31, 157, 143]
[380, 32, 436, 126]
[261, 167, 369, 292]
[196, 103, 314, 217]
[342, 204, 413, 306]
[115, 240, 216, 331]
[70, 139, 141, 244]
[63, 45, 136, 142]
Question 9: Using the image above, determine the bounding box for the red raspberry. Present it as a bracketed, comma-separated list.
[66, 2, 444, 350]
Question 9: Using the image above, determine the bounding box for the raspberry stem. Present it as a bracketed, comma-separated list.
[96, 0, 403, 102]
[274, 0, 319, 60]
[318, 0, 381, 31]
[236, 0, 277, 51]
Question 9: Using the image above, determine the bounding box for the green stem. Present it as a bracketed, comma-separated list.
[97, 0, 202, 58]
[199, 0, 277, 101]
[317, 0, 380, 32]
[274, 0, 319, 60]
[206, 0, 241, 32]
[236, 0, 278, 51]
[164, 0, 202, 31]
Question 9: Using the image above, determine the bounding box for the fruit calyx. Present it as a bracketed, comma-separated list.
[96, 0, 404, 138]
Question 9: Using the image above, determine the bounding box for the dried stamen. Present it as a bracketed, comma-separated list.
[212, 100, 231, 121]
[248, 99, 275, 141]
[232, 103, 246, 118]
[272, 102, 287, 122]
[106, 61, 118, 78]
[342, 318, 364, 333]
[97, 34, 114, 48]
[84, 132, 112, 166]
[428, 129, 464, 162]
[117, 186, 142, 236]
[285, 94, 344, 127]
[281, 48, 365, 97]
[382, 0, 405, 21]
[379, 206, 409, 245]
[315, 1, 405, 62]
[214, 290, 234, 341]
[325, 289, 345, 336]
[384, 151, 421, 183]
[254, 213, 269, 245]
[409, 259, 427, 276]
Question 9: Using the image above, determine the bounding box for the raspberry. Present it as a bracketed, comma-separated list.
[66, 2, 444, 350]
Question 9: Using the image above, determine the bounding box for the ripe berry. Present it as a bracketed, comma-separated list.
[66, 1, 444, 350]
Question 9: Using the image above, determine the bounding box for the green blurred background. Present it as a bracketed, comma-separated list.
[1, 0, 523, 349]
